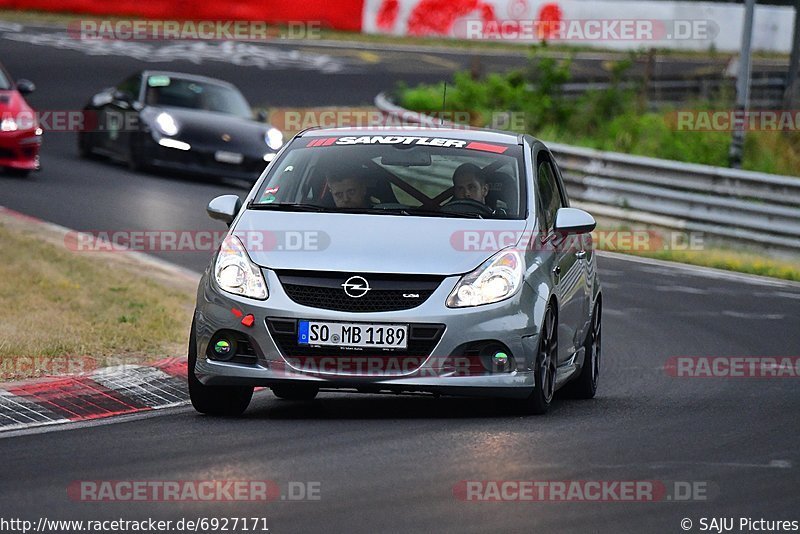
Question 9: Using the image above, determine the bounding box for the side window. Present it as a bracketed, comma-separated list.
[537, 160, 565, 232]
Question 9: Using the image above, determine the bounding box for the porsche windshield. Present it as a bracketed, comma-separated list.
[144, 75, 252, 119]
[252, 135, 526, 219]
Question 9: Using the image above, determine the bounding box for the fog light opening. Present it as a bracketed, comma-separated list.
[208, 334, 238, 362]
[478, 343, 515, 373]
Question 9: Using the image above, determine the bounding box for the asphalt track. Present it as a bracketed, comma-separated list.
[1, 26, 799, 534]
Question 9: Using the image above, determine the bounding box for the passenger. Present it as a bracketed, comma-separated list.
[452, 163, 489, 204]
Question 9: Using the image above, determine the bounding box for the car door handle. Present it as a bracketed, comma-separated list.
[575, 250, 586, 260]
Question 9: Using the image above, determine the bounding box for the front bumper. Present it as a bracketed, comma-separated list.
[142, 135, 272, 182]
[194, 268, 547, 399]
[0, 130, 41, 170]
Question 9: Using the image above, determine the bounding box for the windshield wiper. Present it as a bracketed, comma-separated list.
[248, 203, 328, 212]
[336, 207, 485, 218]
[248, 205, 409, 215]
[247, 203, 484, 218]
[405, 207, 484, 219]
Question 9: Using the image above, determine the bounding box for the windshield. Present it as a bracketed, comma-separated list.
[144, 75, 252, 119]
[0, 69, 10, 90]
[252, 135, 526, 219]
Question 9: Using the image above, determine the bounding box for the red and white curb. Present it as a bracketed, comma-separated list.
[0, 205, 203, 433]
[0, 358, 188, 432]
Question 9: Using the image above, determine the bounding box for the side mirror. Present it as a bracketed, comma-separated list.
[207, 195, 242, 226]
[554, 207, 596, 235]
[16, 79, 35, 95]
[256, 110, 268, 122]
[112, 90, 133, 105]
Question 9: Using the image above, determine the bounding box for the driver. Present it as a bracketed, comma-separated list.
[452, 163, 489, 204]
[327, 171, 371, 209]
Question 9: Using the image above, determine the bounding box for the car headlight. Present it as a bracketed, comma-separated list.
[446, 249, 524, 308]
[1, 118, 19, 132]
[214, 235, 268, 300]
[155, 112, 179, 136]
[265, 127, 283, 150]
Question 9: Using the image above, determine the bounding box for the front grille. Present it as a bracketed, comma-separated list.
[277, 270, 444, 313]
[266, 318, 445, 375]
[154, 146, 264, 175]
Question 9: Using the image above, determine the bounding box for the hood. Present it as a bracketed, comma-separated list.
[233, 211, 529, 276]
[149, 106, 271, 151]
[0, 89, 33, 116]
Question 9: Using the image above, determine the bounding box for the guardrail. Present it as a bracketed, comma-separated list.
[375, 92, 800, 255]
[560, 75, 786, 110]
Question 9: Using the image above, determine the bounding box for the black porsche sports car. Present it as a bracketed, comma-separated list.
[78, 71, 283, 182]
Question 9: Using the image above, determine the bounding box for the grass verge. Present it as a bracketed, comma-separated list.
[0, 217, 196, 380]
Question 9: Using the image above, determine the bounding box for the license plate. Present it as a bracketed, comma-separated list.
[214, 150, 243, 164]
[298, 321, 408, 349]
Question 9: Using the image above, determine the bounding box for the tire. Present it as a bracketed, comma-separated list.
[271, 385, 319, 401]
[521, 304, 558, 415]
[562, 300, 602, 399]
[77, 132, 95, 159]
[188, 321, 253, 416]
[128, 138, 150, 173]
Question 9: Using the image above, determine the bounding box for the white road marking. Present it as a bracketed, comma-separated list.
[653, 285, 710, 294]
[0, 21, 23, 32]
[721, 311, 786, 320]
[2, 31, 348, 73]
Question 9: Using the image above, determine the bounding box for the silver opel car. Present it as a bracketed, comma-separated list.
[189, 127, 602, 415]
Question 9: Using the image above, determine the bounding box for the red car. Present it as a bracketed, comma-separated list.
[0, 63, 40, 177]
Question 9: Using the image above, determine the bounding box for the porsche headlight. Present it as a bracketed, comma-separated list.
[265, 127, 283, 150]
[155, 112, 179, 136]
[446, 249, 524, 308]
[214, 235, 268, 300]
